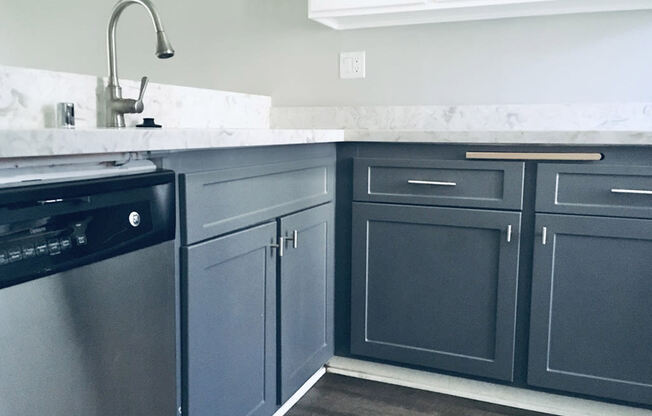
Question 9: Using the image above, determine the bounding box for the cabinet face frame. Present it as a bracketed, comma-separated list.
[528, 214, 652, 406]
[351, 202, 521, 381]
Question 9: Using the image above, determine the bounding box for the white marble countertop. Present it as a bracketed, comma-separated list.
[0, 128, 344, 159]
[1, 128, 651, 159]
[344, 129, 652, 145]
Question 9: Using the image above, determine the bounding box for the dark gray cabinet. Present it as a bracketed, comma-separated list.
[353, 158, 525, 210]
[528, 214, 652, 405]
[279, 203, 335, 403]
[536, 164, 652, 219]
[182, 222, 277, 416]
[170, 146, 336, 415]
[351, 202, 521, 381]
[180, 158, 334, 245]
[182, 204, 335, 416]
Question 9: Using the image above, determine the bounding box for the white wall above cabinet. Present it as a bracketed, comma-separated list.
[308, 0, 652, 29]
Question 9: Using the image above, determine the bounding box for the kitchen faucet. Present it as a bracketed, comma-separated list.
[105, 0, 174, 128]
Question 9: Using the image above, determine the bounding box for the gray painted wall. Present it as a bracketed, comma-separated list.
[1, 0, 651, 105]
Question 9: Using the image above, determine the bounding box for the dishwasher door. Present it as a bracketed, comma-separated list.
[0, 240, 176, 416]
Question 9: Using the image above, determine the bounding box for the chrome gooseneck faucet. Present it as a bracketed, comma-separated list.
[106, 0, 174, 128]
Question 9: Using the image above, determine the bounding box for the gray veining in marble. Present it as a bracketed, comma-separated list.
[0, 128, 345, 159]
[271, 104, 652, 131]
[1, 128, 651, 160]
[2, 64, 652, 161]
[0, 64, 271, 129]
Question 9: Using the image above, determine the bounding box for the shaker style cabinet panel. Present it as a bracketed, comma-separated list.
[528, 214, 652, 406]
[182, 222, 277, 416]
[536, 163, 652, 220]
[180, 158, 334, 244]
[351, 202, 521, 381]
[279, 203, 335, 403]
[353, 158, 525, 210]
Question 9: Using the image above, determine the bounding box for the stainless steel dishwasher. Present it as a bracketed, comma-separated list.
[0, 170, 176, 416]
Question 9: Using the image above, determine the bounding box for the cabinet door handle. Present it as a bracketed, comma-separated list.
[542, 227, 548, 245]
[507, 225, 513, 243]
[611, 188, 652, 196]
[284, 230, 298, 249]
[270, 237, 284, 257]
[407, 180, 457, 186]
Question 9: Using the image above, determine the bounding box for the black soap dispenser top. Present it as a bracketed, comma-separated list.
[136, 118, 162, 128]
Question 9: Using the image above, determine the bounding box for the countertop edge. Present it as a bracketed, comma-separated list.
[1, 128, 652, 159]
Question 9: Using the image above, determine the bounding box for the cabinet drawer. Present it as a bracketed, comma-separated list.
[353, 158, 524, 210]
[181, 158, 334, 244]
[536, 164, 652, 219]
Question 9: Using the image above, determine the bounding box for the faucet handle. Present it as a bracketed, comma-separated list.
[134, 76, 149, 113]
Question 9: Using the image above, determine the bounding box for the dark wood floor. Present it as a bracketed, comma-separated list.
[287, 374, 554, 416]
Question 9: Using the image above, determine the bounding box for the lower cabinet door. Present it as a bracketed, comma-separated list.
[182, 222, 277, 416]
[351, 203, 521, 381]
[529, 214, 652, 406]
[279, 203, 335, 403]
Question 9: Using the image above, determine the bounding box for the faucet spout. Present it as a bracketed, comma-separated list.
[105, 0, 174, 127]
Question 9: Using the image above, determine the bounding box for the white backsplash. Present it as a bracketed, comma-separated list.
[271, 104, 652, 131]
[0, 64, 271, 129]
[3, 64, 652, 134]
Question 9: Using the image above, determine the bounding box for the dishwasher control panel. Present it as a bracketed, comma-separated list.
[0, 202, 152, 273]
[0, 170, 175, 289]
[0, 219, 89, 266]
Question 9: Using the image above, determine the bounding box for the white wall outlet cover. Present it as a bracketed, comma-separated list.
[340, 51, 366, 79]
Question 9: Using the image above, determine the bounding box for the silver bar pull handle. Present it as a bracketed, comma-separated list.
[542, 227, 548, 245]
[507, 225, 513, 243]
[284, 230, 299, 249]
[407, 180, 457, 187]
[270, 237, 284, 257]
[611, 188, 652, 196]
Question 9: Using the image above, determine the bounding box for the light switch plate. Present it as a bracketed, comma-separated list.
[340, 51, 366, 79]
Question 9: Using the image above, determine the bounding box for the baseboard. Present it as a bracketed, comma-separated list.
[273, 367, 327, 416]
[326, 357, 651, 416]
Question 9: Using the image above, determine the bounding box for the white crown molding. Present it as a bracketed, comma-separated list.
[309, 0, 652, 29]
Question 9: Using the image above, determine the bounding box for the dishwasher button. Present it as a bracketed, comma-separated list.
[0, 251, 8, 265]
[47, 239, 61, 255]
[35, 241, 48, 256]
[60, 237, 72, 251]
[75, 235, 87, 246]
[8, 247, 23, 263]
[129, 211, 141, 227]
[22, 244, 36, 259]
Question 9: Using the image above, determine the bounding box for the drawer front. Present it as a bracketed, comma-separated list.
[353, 158, 524, 210]
[536, 164, 652, 219]
[181, 158, 334, 244]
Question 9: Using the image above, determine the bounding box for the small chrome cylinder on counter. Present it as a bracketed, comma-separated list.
[56, 102, 75, 128]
